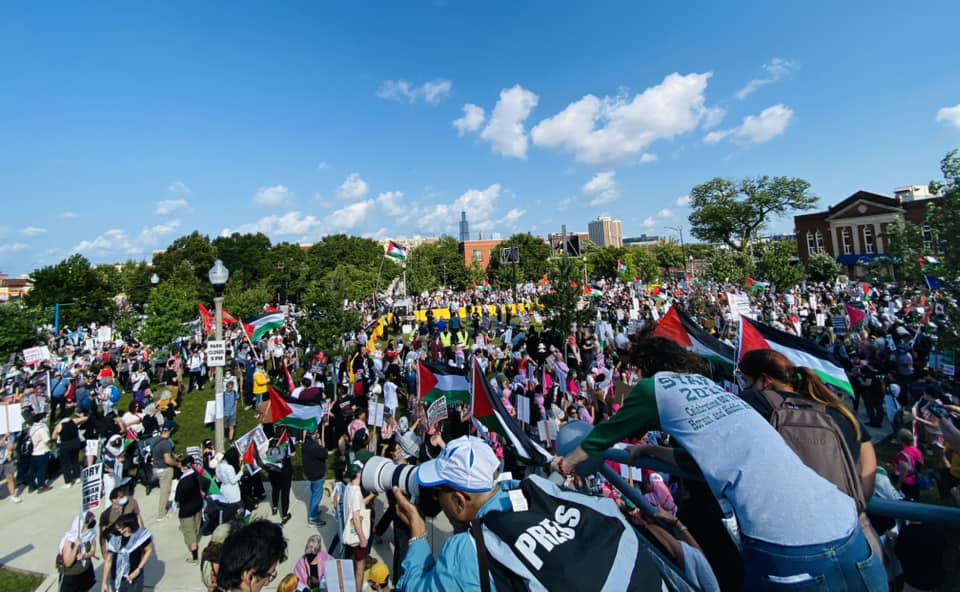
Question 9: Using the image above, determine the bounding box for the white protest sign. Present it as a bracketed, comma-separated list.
[619, 462, 638, 482]
[427, 396, 448, 427]
[375, 403, 385, 428]
[0, 404, 23, 435]
[324, 559, 356, 592]
[96, 326, 112, 345]
[727, 292, 753, 319]
[215, 392, 224, 419]
[537, 420, 547, 442]
[81, 463, 104, 512]
[516, 395, 531, 423]
[204, 401, 216, 424]
[943, 363, 956, 378]
[22, 346, 51, 365]
[207, 340, 226, 367]
[85, 439, 100, 459]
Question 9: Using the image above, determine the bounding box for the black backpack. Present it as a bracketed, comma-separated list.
[18, 429, 34, 458]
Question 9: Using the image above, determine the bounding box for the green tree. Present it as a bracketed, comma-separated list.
[26, 254, 115, 326]
[629, 247, 661, 283]
[927, 149, 960, 277]
[705, 249, 752, 285]
[486, 234, 551, 287]
[805, 253, 842, 283]
[140, 280, 194, 347]
[0, 304, 45, 357]
[755, 240, 804, 290]
[224, 278, 275, 321]
[540, 257, 593, 337]
[299, 285, 361, 355]
[308, 235, 396, 301]
[263, 242, 311, 304]
[654, 240, 685, 276]
[407, 237, 470, 294]
[587, 247, 629, 280]
[212, 232, 273, 290]
[118, 261, 156, 311]
[153, 231, 218, 302]
[881, 218, 924, 283]
[688, 176, 817, 253]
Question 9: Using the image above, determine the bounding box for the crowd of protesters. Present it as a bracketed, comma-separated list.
[0, 269, 956, 591]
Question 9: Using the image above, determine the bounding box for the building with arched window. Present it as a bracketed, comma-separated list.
[794, 190, 942, 277]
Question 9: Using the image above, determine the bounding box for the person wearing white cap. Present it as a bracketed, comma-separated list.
[393, 435, 505, 592]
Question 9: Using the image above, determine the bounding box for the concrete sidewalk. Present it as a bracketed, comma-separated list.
[0, 475, 453, 592]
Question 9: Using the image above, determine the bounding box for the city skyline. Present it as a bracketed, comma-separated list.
[1, 2, 959, 275]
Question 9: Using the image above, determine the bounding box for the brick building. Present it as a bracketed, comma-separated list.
[460, 239, 503, 271]
[794, 190, 940, 275]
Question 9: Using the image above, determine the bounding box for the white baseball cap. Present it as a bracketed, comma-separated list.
[417, 435, 499, 493]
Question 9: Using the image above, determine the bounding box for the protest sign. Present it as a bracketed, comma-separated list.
[81, 463, 104, 512]
[426, 396, 448, 427]
[516, 395, 531, 424]
[96, 326, 112, 345]
[0, 403, 23, 435]
[234, 425, 269, 464]
[85, 439, 100, 459]
[22, 346, 51, 365]
[324, 559, 356, 592]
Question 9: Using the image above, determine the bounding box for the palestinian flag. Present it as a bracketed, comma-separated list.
[653, 306, 735, 369]
[222, 309, 239, 325]
[242, 439, 259, 468]
[244, 312, 284, 343]
[583, 285, 602, 299]
[193, 465, 222, 498]
[844, 303, 866, 329]
[861, 282, 873, 300]
[470, 358, 551, 465]
[417, 360, 470, 405]
[738, 315, 854, 398]
[617, 260, 627, 274]
[386, 240, 407, 261]
[746, 277, 769, 291]
[268, 386, 324, 432]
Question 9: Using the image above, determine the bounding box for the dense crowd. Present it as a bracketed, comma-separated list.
[1, 273, 957, 591]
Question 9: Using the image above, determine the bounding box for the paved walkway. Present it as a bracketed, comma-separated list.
[0, 474, 453, 591]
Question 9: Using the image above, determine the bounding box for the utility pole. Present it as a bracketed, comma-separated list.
[665, 225, 688, 281]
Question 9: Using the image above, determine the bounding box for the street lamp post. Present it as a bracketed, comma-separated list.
[665, 225, 688, 281]
[208, 259, 230, 452]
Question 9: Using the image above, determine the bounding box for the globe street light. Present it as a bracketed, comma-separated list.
[208, 259, 230, 452]
[150, 273, 159, 287]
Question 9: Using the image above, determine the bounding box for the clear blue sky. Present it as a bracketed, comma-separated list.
[1, 1, 959, 275]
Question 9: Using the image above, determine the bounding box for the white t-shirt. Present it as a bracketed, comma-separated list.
[344, 483, 366, 544]
[383, 381, 398, 412]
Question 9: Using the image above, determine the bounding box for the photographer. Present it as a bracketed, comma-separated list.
[392, 435, 502, 592]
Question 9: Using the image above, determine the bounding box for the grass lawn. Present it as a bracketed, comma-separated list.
[0, 567, 44, 592]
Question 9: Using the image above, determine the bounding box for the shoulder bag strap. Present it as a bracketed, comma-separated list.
[470, 521, 492, 592]
[760, 389, 786, 412]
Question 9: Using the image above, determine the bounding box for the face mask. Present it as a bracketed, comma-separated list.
[118, 497, 128, 506]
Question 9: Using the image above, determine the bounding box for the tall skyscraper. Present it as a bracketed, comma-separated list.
[459, 211, 470, 243]
[588, 216, 623, 248]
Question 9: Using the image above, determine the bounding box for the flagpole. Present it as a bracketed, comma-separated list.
[375, 254, 385, 306]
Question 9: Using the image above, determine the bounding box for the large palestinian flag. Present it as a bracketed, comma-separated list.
[470, 358, 552, 465]
[385, 240, 407, 261]
[653, 306, 735, 369]
[417, 360, 470, 405]
[268, 386, 325, 432]
[244, 312, 284, 342]
[738, 315, 854, 398]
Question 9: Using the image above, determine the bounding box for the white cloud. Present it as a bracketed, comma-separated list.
[703, 107, 726, 130]
[224, 212, 320, 237]
[375, 191, 408, 220]
[137, 219, 181, 244]
[735, 58, 798, 100]
[499, 208, 526, 227]
[154, 198, 190, 215]
[675, 195, 692, 207]
[252, 185, 291, 208]
[531, 72, 718, 165]
[657, 208, 673, 218]
[479, 85, 539, 159]
[72, 229, 140, 257]
[336, 173, 369, 201]
[557, 197, 576, 211]
[0, 243, 28, 254]
[60, 211, 79, 220]
[704, 104, 794, 144]
[21, 226, 46, 237]
[582, 171, 620, 206]
[167, 181, 191, 195]
[641, 217, 656, 228]
[418, 184, 503, 233]
[327, 200, 374, 230]
[377, 79, 452, 105]
[453, 104, 486, 136]
[317, 161, 332, 170]
[936, 104, 960, 131]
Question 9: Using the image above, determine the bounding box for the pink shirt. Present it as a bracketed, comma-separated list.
[894, 446, 924, 485]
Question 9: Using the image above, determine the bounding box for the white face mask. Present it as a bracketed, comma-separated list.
[117, 497, 128, 506]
